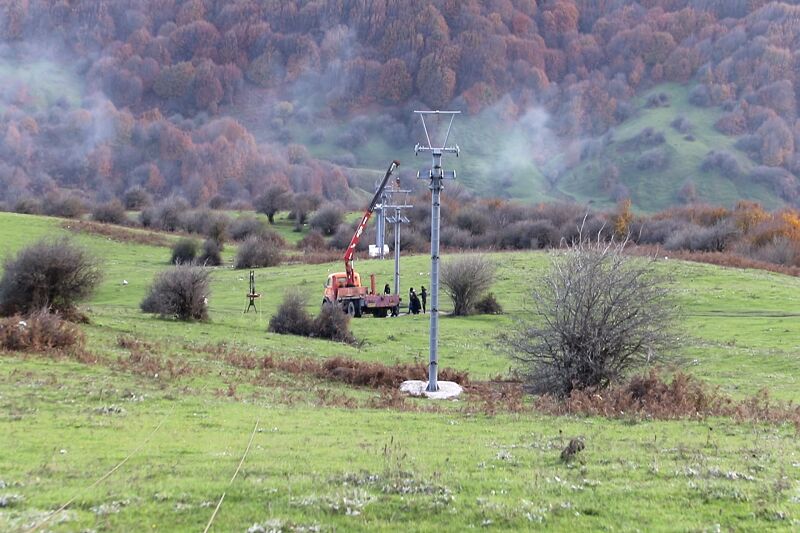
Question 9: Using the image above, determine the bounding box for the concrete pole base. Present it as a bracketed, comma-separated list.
[400, 380, 463, 399]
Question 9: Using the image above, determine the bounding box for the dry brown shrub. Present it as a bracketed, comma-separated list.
[61, 220, 171, 247]
[117, 338, 193, 379]
[284, 250, 341, 265]
[629, 245, 800, 277]
[530, 369, 800, 428]
[0, 311, 85, 352]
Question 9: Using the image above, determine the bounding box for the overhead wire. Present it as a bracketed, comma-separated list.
[203, 418, 260, 533]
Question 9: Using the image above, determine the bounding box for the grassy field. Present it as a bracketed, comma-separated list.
[2, 212, 800, 531]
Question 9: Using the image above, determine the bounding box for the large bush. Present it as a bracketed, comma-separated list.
[268, 290, 313, 335]
[268, 292, 355, 344]
[503, 241, 678, 397]
[309, 204, 344, 236]
[0, 238, 101, 317]
[92, 200, 128, 225]
[140, 265, 210, 321]
[441, 255, 496, 316]
[170, 238, 199, 264]
[234, 236, 282, 269]
[229, 215, 267, 241]
[198, 239, 223, 266]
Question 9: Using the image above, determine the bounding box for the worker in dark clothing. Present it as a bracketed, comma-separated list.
[410, 290, 421, 314]
[420, 286, 427, 313]
[384, 283, 391, 295]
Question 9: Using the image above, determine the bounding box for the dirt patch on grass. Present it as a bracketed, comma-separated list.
[61, 220, 172, 247]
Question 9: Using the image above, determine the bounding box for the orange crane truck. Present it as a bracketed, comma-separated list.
[323, 160, 401, 318]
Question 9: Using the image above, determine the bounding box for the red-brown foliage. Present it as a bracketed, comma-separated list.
[0, 311, 85, 352]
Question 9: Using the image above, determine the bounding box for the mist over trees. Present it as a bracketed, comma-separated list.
[1, 1, 800, 207]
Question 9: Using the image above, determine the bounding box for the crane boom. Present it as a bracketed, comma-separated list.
[344, 160, 400, 286]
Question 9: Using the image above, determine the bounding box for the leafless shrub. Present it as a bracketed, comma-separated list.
[234, 235, 282, 269]
[441, 255, 496, 316]
[665, 220, 739, 252]
[229, 215, 266, 241]
[455, 208, 490, 235]
[123, 186, 152, 210]
[13, 197, 43, 215]
[140, 265, 210, 321]
[140, 197, 191, 231]
[630, 217, 687, 245]
[474, 292, 503, 315]
[670, 116, 694, 134]
[290, 192, 322, 230]
[701, 150, 742, 177]
[503, 240, 679, 397]
[636, 147, 670, 171]
[297, 230, 327, 251]
[170, 238, 198, 264]
[180, 209, 231, 241]
[312, 303, 356, 344]
[42, 192, 87, 219]
[500, 220, 558, 249]
[0, 310, 85, 351]
[91, 200, 127, 225]
[0, 238, 101, 317]
[198, 239, 223, 266]
[310, 204, 344, 236]
[268, 290, 313, 336]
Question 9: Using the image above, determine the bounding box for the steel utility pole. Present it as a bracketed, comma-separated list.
[385, 186, 412, 298]
[414, 110, 460, 392]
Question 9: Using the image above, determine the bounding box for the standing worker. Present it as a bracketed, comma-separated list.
[384, 283, 391, 295]
[420, 286, 427, 314]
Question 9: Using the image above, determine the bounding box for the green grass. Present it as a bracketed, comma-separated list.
[0, 58, 83, 111]
[560, 83, 780, 212]
[2, 212, 800, 531]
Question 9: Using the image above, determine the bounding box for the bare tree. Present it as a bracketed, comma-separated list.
[441, 255, 496, 316]
[502, 240, 678, 397]
[254, 185, 289, 224]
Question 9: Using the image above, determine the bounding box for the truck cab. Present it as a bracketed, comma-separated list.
[324, 272, 364, 302]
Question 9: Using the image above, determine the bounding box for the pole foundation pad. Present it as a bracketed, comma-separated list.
[399, 380, 463, 400]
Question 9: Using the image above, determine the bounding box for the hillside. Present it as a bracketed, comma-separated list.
[2, 2, 800, 211]
[2, 213, 800, 530]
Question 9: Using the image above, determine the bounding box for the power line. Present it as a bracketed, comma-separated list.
[203, 418, 260, 533]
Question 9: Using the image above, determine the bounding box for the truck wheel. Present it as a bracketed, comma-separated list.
[375, 309, 387, 318]
[346, 301, 356, 317]
[354, 303, 362, 318]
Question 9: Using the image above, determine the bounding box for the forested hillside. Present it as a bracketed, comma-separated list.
[1, 1, 800, 210]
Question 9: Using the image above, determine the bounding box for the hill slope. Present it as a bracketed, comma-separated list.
[2, 2, 800, 211]
[2, 212, 800, 530]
